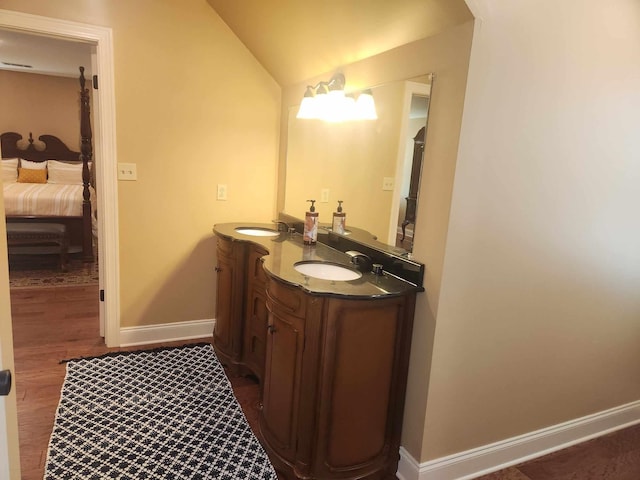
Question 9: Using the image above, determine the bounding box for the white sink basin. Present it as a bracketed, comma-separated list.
[294, 261, 362, 281]
[235, 227, 280, 237]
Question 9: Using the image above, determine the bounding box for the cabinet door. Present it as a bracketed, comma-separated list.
[313, 296, 413, 478]
[213, 250, 234, 356]
[243, 246, 269, 380]
[213, 237, 245, 366]
[261, 299, 305, 463]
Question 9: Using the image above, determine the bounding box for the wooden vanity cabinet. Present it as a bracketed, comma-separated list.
[260, 276, 417, 480]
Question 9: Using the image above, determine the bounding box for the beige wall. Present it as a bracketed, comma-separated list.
[0, 0, 281, 327]
[423, 0, 640, 460]
[0, 71, 80, 150]
[281, 22, 475, 458]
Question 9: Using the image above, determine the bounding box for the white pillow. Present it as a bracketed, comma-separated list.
[2, 158, 19, 183]
[47, 160, 85, 185]
[20, 159, 48, 170]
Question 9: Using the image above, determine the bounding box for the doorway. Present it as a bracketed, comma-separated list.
[0, 9, 120, 347]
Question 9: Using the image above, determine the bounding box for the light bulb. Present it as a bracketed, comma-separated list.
[355, 90, 377, 120]
[297, 86, 317, 119]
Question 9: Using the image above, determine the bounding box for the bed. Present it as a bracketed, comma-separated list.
[1, 67, 94, 262]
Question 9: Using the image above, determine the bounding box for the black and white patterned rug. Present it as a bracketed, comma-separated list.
[44, 343, 277, 479]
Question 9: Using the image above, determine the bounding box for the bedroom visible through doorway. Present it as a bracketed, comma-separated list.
[0, 29, 100, 308]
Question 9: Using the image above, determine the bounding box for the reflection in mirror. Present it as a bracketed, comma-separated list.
[394, 90, 430, 251]
[284, 74, 433, 254]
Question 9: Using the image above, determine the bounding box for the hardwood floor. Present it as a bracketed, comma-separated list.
[9, 284, 259, 480]
[475, 424, 640, 480]
[10, 284, 640, 480]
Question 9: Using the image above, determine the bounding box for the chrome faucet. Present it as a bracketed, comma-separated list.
[345, 250, 373, 273]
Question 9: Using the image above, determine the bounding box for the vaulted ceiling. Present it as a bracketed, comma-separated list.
[0, 2, 473, 84]
[206, 0, 473, 87]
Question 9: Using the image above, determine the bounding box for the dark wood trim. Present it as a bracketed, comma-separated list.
[0, 131, 80, 162]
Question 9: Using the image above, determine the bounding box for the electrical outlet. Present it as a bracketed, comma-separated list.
[217, 184, 228, 201]
[382, 177, 394, 191]
[117, 163, 137, 181]
[320, 188, 330, 203]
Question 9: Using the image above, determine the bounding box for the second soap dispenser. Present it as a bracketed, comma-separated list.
[304, 199, 318, 245]
[332, 200, 346, 234]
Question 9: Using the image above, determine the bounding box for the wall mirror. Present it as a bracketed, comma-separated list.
[283, 74, 433, 255]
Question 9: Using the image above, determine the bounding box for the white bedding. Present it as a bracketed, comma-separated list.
[3, 182, 95, 217]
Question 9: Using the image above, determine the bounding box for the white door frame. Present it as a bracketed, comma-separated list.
[0, 9, 121, 346]
[1, 175, 19, 478]
[1, 344, 11, 478]
[0, 340, 18, 479]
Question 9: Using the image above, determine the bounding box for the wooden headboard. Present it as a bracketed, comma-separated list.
[1, 131, 81, 163]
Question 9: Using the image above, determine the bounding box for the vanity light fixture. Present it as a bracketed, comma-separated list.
[296, 73, 377, 122]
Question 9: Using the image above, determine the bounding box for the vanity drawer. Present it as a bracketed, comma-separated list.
[267, 278, 306, 318]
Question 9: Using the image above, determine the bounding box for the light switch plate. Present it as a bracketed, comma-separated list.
[117, 163, 137, 181]
[320, 188, 330, 203]
[382, 177, 394, 191]
[217, 184, 228, 201]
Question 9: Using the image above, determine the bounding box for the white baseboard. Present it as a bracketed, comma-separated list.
[120, 318, 214, 347]
[397, 400, 640, 480]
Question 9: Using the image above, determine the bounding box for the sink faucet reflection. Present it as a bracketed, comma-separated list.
[272, 220, 292, 232]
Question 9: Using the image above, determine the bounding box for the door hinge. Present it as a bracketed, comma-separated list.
[92, 75, 98, 90]
[99, 289, 105, 302]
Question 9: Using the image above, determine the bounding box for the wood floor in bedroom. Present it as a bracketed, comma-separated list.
[9, 285, 640, 480]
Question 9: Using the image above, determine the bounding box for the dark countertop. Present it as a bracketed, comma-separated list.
[213, 222, 422, 298]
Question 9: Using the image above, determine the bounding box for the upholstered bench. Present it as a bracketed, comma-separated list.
[6, 222, 69, 272]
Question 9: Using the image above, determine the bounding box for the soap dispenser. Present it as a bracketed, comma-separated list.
[332, 200, 346, 235]
[304, 199, 318, 245]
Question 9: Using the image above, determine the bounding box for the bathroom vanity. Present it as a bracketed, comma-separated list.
[212, 222, 423, 480]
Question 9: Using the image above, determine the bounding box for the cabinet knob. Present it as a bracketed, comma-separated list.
[215, 266, 222, 273]
[267, 325, 277, 334]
